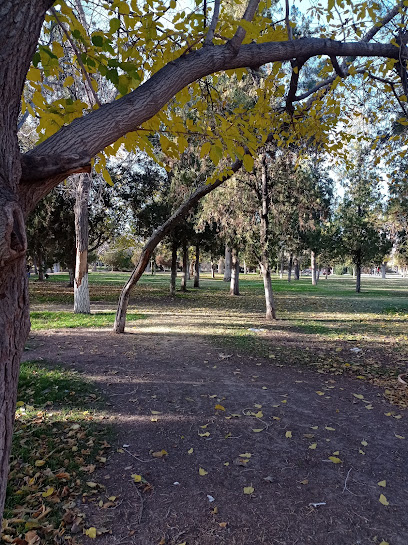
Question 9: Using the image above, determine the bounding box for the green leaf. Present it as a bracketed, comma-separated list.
[243, 154, 254, 172]
[109, 18, 121, 33]
[91, 35, 104, 47]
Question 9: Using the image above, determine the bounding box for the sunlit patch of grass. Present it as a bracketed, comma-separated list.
[30, 311, 145, 330]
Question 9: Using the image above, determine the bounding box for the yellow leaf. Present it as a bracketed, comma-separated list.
[35, 460, 46, 467]
[152, 449, 168, 458]
[254, 411, 263, 418]
[252, 428, 264, 433]
[316, 391, 325, 396]
[243, 486, 254, 495]
[239, 453, 252, 458]
[188, 448, 194, 454]
[379, 494, 389, 506]
[309, 443, 317, 450]
[395, 434, 405, 439]
[378, 480, 386, 487]
[215, 404, 225, 411]
[328, 456, 342, 464]
[254, 404, 262, 408]
[325, 427, 335, 431]
[243, 154, 254, 172]
[361, 440, 368, 446]
[199, 467, 208, 476]
[151, 410, 161, 415]
[132, 474, 142, 482]
[64, 76, 75, 87]
[84, 527, 97, 539]
[42, 487, 54, 498]
[379, 541, 389, 545]
[200, 141, 211, 158]
[285, 431, 292, 438]
[86, 481, 98, 488]
[199, 432, 210, 437]
[353, 394, 364, 400]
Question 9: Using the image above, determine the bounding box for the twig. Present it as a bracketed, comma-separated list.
[228, 0, 261, 52]
[50, 7, 101, 107]
[110, 390, 138, 396]
[123, 448, 151, 463]
[285, 0, 293, 41]
[134, 485, 144, 524]
[342, 467, 356, 495]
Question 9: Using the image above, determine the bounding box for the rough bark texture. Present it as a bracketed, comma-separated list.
[218, 257, 224, 274]
[73, 174, 91, 314]
[224, 246, 232, 282]
[170, 241, 177, 296]
[311, 250, 317, 286]
[230, 248, 240, 296]
[194, 244, 200, 288]
[294, 258, 300, 280]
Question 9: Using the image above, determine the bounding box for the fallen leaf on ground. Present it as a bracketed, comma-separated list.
[378, 480, 386, 487]
[379, 494, 389, 506]
[215, 404, 226, 411]
[328, 456, 342, 464]
[84, 527, 97, 538]
[309, 443, 317, 449]
[152, 450, 168, 458]
[285, 431, 292, 438]
[243, 486, 254, 494]
[199, 467, 208, 476]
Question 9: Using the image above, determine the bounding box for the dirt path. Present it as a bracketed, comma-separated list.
[24, 322, 408, 545]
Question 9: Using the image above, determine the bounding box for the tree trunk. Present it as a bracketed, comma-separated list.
[181, 240, 188, 292]
[243, 260, 247, 275]
[218, 257, 224, 274]
[356, 250, 362, 293]
[259, 154, 276, 319]
[68, 267, 75, 287]
[74, 174, 91, 314]
[288, 253, 293, 282]
[294, 258, 300, 280]
[279, 251, 284, 279]
[381, 262, 386, 279]
[170, 240, 177, 296]
[224, 245, 231, 281]
[37, 249, 44, 281]
[230, 248, 240, 295]
[211, 259, 215, 278]
[194, 244, 200, 288]
[311, 250, 317, 286]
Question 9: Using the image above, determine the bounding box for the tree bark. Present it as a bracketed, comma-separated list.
[356, 249, 362, 293]
[194, 244, 200, 288]
[259, 154, 276, 319]
[37, 249, 44, 281]
[68, 267, 75, 287]
[288, 253, 293, 282]
[230, 248, 240, 296]
[170, 240, 177, 296]
[181, 240, 188, 292]
[224, 245, 231, 281]
[279, 251, 284, 279]
[211, 258, 215, 278]
[381, 262, 386, 279]
[294, 258, 300, 280]
[311, 250, 317, 286]
[218, 257, 224, 274]
[73, 173, 91, 314]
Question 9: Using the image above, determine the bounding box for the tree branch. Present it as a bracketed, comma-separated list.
[228, 0, 261, 52]
[20, 153, 91, 183]
[204, 0, 221, 46]
[285, 0, 293, 41]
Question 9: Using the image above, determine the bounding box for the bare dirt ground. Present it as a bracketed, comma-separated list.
[24, 315, 408, 545]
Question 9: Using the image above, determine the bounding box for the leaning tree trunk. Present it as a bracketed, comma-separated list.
[259, 154, 276, 319]
[311, 250, 318, 286]
[224, 245, 232, 282]
[170, 240, 177, 296]
[194, 244, 200, 288]
[0, 0, 53, 521]
[230, 248, 240, 296]
[180, 240, 188, 292]
[73, 173, 91, 314]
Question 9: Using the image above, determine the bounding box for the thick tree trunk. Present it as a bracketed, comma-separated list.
[311, 250, 317, 286]
[170, 240, 177, 296]
[224, 245, 231, 281]
[218, 257, 224, 274]
[294, 258, 300, 280]
[259, 154, 276, 319]
[288, 253, 293, 282]
[230, 248, 240, 295]
[181, 240, 188, 292]
[74, 174, 91, 313]
[194, 244, 200, 288]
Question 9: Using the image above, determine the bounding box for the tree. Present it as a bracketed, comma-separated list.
[1, 0, 407, 520]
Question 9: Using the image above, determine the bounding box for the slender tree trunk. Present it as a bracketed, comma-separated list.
[74, 173, 91, 314]
[170, 240, 177, 296]
[68, 267, 75, 287]
[230, 248, 240, 295]
[311, 250, 317, 286]
[37, 249, 44, 281]
[260, 154, 276, 319]
[294, 258, 300, 280]
[356, 250, 362, 293]
[33, 259, 38, 275]
[243, 260, 247, 275]
[194, 244, 200, 288]
[224, 245, 231, 281]
[288, 253, 293, 282]
[211, 258, 215, 278]
[181, 240, 188, 292]
[381, 262, 386, 279]
[279, 251, 284, 279]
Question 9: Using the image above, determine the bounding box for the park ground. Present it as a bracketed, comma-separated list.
[3, 273, 408, 545]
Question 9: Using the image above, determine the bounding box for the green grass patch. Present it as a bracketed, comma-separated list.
[30, 310, 145, 330]
[2, 361, 111, 543]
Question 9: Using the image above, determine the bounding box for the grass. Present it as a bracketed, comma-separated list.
[3, 361, 111, 543]
[30, 310, 145, 330]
